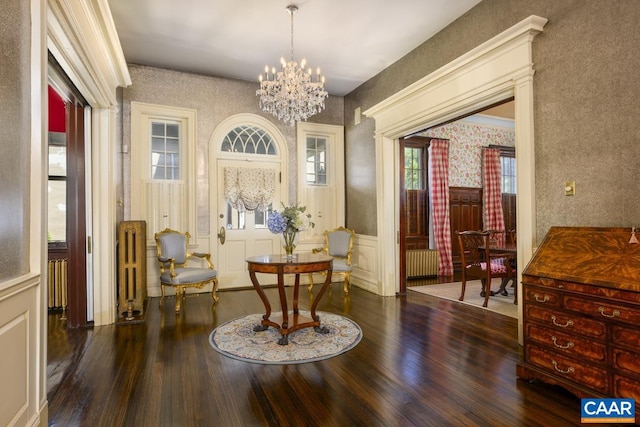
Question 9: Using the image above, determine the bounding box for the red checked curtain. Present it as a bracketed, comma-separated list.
[482, 147, 506, 246]
[429, 139, 453, 276]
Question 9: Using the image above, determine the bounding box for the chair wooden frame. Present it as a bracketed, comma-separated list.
[154, 228, 219, 313]
[308, 226, 355, 295]
[456, 230, 515, 307]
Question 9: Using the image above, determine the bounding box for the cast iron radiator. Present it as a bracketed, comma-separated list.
[406, 249, 438, 278]
[47, 258, 68, 310]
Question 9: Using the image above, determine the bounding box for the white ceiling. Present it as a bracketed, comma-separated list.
[108, 0, 482, 96]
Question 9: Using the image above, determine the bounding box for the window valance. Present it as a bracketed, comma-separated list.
[224, 167, 275, 212]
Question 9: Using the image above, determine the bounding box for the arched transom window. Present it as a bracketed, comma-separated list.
[221, 125, 277, 155]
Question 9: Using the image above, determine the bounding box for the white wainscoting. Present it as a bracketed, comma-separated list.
[0, 275, 40, 427]
[350, 234, 379, 294]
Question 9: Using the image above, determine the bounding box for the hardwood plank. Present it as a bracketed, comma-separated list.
[48, 284, 590, 426]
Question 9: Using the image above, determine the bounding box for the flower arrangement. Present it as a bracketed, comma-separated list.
[267, 203, 314, 255]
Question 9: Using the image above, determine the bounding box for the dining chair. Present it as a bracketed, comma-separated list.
[456, 230, 515, 307]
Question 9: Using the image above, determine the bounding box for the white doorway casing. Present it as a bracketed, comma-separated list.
[363, 15, 548, 342]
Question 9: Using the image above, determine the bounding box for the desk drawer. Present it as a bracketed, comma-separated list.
[612, 324, 640, 349]
[612, 347, 640, 378]
[524, 304, 606, 339]
[563, 295, 640, 326]
[613, 375, 640, 401]
[523, 285, 561, 307]
[526, 345, 609, 394]
[525, 323, 606, 363]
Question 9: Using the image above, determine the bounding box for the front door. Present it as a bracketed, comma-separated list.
[209, 117, 288, 289]
[215, 159, 283, 287]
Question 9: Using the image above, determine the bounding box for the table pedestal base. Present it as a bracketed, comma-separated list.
[247, 254, 333, 345]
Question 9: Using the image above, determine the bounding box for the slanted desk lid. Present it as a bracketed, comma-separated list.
[523, 226, 640, 291]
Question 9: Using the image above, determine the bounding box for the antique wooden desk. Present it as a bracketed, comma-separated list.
[246, 253, 333, 345]
[517, 227, 640, 423]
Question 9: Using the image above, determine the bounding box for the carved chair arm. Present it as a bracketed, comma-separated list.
[312, 247, 327, 254]
[189, 252, 215, 269]
[158, 256, 176, 276]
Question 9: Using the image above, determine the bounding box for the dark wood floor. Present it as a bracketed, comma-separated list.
[47, 283, 592, 427]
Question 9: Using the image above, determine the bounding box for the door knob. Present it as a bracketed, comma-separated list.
[217, 227, 226, 245]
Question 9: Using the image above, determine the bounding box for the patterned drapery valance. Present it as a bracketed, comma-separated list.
[224, 167, 275, 212]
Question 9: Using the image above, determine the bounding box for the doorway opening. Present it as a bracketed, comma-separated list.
[47, 57, 91, 328]
[400, 100, 516, 294]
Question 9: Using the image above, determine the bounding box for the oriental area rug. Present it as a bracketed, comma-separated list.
[408, 279, 518, 319]
[209, 311, 362, 364]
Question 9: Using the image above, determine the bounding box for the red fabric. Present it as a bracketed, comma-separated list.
[482, 148, 505, 247]
[48, 85, 66, 132]
[479, 259, 508, 274]
[429, 139, 453, 276]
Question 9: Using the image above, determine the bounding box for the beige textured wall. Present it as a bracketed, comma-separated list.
[344, 0, 640, 242]
[0, 0, 30, 279]
[120, 64, 344, 236]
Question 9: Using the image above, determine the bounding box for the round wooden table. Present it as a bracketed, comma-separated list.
[246, 253, 333, 345]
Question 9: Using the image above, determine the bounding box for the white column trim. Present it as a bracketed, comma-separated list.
[363, 15, 547, 303]
[47, 0, 131, 326]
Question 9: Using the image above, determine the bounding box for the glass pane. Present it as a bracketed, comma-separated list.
[152, 166, 165, 180]
[48, 180, 66, 242]
[151, 122, 164, 136]
[225, 203, 245, 230]
[254, 204, 273, 228]
[166, 138, 179, 153]
[48, 146, 66, 177]
[151, 137, 165, 152]
[166, 123, 179, 138]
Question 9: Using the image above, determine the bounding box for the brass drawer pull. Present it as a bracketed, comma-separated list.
[551, 336, 574, 349]
[552, 360, 575, 374]
[598, 307, 620, 318]
[534, 293, 550, 303]
[551, 315, 573, 328]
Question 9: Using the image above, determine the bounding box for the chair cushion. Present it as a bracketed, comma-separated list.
[478, 258, 508, 274]
[332, 258, 353, 273]
[160, 267, 217, 285]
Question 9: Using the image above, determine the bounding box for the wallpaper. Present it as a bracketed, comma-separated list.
[424, 120, 515, 188]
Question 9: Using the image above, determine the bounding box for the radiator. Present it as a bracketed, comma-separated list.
[406, 249, 438, 278]
[118, 220, 147, 320]
[47, 259, 68, 309]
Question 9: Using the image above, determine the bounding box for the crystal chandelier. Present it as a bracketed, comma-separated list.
[257, 5, 328, 126]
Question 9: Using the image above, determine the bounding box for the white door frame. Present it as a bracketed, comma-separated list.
[364, 16, 548, 343]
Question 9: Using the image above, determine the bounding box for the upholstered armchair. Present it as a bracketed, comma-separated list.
[154, 228, 219, 313]
[308, 226, 355, 295]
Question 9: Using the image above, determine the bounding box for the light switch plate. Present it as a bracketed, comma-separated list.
[564, 181, 575, 196]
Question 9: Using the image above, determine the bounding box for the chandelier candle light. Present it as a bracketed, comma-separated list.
[257, 5, 328, 126]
